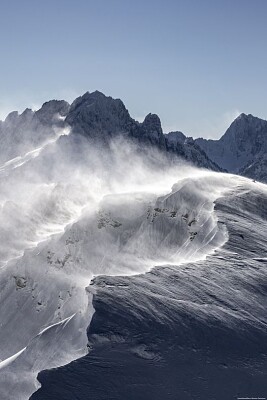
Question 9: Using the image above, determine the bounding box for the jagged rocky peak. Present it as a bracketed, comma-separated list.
[219, 113, 267, 159]
[235, 112, 260, 122]
[21, 108, 34, 119]
[34, 100, 70, 125]
[4, 111, 19, 125]
[66, 91, 134, 137]
[3, 109, 34, 128]
[69, 90, 113, 109]
[196, 111, 267, 175]
[142, 113, 163, 137]
[12, 108, 35, 127]
[234, 112, 248, 121]
[137, 113, 167, 150]
[2, 100, 69, 128]
[222, 112, 267, 140]
[0, 99, 70, 165]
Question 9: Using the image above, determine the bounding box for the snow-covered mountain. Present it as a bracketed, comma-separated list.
[196, 113, 267, 181]
[0, 91, 222, 172]
[31, 176, 267, 400]
[1, 93, 267, 181]
[66, 91, 222, 170]
[0, 92, 266, 400]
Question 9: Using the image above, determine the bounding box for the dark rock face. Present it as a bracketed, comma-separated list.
[165, 131, 223, 171]
[34, 100, 70, 126]
[140, 113, 165, 148]
[65, 91, 167, 150]
[142, 113, 162, 135]
[196, 113, 267, 180]
[65, 91, 135, 139]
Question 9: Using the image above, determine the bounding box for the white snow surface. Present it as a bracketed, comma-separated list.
[0, 133, 263, 399]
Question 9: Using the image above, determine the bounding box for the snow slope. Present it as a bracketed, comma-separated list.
[0, 129, 241, 399]
[0, 94, 266, 399]
[32, 177, 267, 400]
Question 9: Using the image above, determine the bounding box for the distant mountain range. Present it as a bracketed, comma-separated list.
[1, 91, 267, 181]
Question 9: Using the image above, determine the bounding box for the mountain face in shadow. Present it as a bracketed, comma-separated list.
[196, 113, 267, 181]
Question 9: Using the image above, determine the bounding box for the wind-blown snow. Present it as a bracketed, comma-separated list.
[0, 126, 70, 176]
[0, 131, 260, 399]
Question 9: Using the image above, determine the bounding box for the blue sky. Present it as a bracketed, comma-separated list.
[0, 0, 267, 138]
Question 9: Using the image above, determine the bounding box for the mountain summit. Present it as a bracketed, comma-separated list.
[196, 113, 267, 177]
[65, 91, 135, 139]
[0, 92, 267, 400]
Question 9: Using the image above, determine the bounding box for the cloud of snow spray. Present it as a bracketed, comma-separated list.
[0, 126, 239, 399]
[0, 130, 225, 267]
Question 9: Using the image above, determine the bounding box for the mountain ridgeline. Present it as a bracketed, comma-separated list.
[1, 91, 267, 181]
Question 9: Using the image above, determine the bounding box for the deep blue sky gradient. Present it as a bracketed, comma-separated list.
[0, 0, 267, 138]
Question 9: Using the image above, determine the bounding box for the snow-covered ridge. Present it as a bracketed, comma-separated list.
[0, 92, 266, 398]
[42, 178, 267, 400]
[0, 130, 241, 399]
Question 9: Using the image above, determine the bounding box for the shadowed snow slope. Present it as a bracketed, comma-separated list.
[31, 178, 267, 400]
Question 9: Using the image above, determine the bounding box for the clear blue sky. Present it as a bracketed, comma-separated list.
[0, 0, 267, 138]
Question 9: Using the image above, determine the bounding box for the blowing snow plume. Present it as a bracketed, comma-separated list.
[0, 127, 242, 399]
